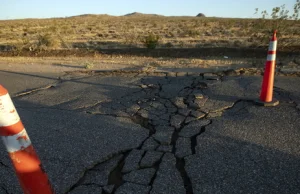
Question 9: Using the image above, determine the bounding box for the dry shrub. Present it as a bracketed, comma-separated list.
[37, 34, 61, 49]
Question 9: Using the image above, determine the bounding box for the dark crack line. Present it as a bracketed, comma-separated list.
[274, 86, 300, 112]
[171, 129, 179, 154]
[230, 104, 251, 116]
[149, 153, 165, 191]
[13, 80, 63, 98]
[81, 183, 102, 187]
[65, 151, 130, 194]
[274, 86, 295, 102]
[108, 151, 130, 193]
[205, 99, 255, 117]
[138, 151, 148, 167]
[137, 135, 152, 150]
[190, 124, 210, 154]
[131, 114, 155, 136]
[0, 185, 9, 194]
[17, 100, 103, 113]
[0, 161, 9, 168]
[175, 158, 193, 194]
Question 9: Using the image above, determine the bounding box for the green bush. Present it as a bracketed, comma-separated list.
[141, 33, 160, 49]
[252, 0, 300, 46]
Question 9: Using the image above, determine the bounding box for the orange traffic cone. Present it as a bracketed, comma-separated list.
[0, 85, 54, 194]
[256, 30, 279, 106]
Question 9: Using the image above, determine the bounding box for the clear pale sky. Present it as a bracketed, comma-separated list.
[0, 0, 296, 20]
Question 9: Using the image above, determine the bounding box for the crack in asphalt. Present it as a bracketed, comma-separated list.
[274, 86, 300, 111]
[176, 158, 193, 194]
[107, 152, 129, 193]
[148, 153, 165, 192]
[0, 185, 9, 194]
[65, 151, 128, 194]
[54, 75, 255, 193]
[14, 81, 63, 98]
[191, 125, 208, 155]
[11, 71, 103, 99]
[103, 74, 258, 194]
[131, 114, 155, 136]
[10, 70, 299, 193]
[80, 183, 102, 187]
[0, 161, 9, 168]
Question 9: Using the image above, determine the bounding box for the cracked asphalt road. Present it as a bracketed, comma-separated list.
[0, 68, 299, 194]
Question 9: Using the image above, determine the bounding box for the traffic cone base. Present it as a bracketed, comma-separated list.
[255, 99, 279, 107]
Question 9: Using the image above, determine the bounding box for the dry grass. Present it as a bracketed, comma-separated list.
[0, 14, 299, 51]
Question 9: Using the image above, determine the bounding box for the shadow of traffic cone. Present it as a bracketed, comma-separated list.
[256, 30, 279, 106]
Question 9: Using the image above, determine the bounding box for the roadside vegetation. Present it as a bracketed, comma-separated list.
[253, 0, 300, 47]
[0, 1, 299, 53]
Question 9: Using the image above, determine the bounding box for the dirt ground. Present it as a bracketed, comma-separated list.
[0, 47, 299, 76]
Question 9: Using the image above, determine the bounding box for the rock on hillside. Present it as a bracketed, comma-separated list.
[124, 12, 163, 17]
[196, 13, 206, 17]
[124, 12, 144, 16]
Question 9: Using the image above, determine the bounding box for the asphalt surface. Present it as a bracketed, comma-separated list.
[0, 68, 299, 194]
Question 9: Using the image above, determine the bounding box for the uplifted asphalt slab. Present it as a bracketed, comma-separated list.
[0, 69, 300, 194]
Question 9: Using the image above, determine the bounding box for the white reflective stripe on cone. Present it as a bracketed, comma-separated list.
[1, 128, 31, 153]
[267, 54, 276, 61]
[0, 93, 20, 127]
[268, 41, 277, 51]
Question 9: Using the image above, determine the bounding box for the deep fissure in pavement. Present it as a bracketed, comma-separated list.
[62, 74, 256, 193]
[107, 73, 231, 193]
[27, 71, 290, 193]
[131, 114, 155, 136]
[4, 67, 300, 193]
[66, 152, 126, 193]
[67, 166, 100, 193]
[191, 126, 207, 154]
[176, 158, 193, 194]
[107, 152, 129, 193]
[171, 130, 178, 154]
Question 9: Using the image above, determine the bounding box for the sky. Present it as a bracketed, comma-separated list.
[0, 0, 296, 20]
